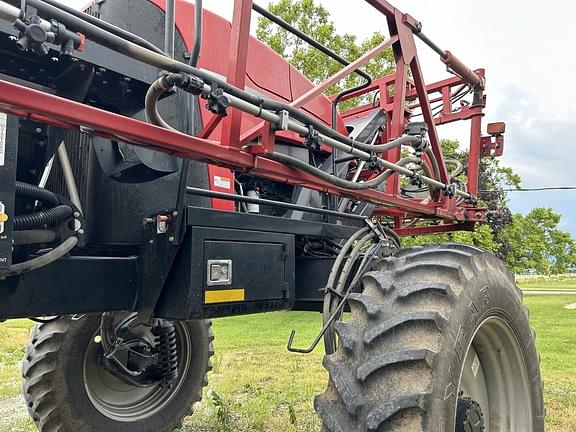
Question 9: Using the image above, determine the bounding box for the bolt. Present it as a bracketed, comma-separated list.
[8, 35, 16, 41]
[168, 236, 175, 243]
[78, 229, 85, 235]
[51, 57, 59, 62]
[149, 239, 154, 244]
[172, 211, 178, 217]
[475, 212, 482, 218]
[73, 212, 80, 218]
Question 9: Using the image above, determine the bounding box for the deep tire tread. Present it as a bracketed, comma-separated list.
[23, 317, 214, 432]
[316, 243, 543, 432]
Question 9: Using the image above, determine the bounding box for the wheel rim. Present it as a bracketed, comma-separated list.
[83, 315, 192, 422]
[457, 316, 532, 432]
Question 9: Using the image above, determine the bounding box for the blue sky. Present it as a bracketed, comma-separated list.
[66, 0, 576, 236]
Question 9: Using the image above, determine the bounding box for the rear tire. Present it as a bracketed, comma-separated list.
[315, 243, 544, 431]
[22, 315, 213, 432]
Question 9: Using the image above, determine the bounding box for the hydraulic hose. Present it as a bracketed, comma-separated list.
[267, 152, 419, 191]
[13, 0, 372, 151]
[27, 0, 166, 55]
[2, 0, 472, 201]
[446, 158, 464, 178]
[426, 148, 441, 183]
[322, 227, 370, 354]
[5, 236, 78, 277]
[15, 181, 60, 206]
[13, 229, 58, 245]
[144, 77, 176, 130]
[368, 135, 421, 153]
[14, 205, 73, 230]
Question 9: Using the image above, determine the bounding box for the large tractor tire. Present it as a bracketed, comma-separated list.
[22, 314, 213, 432]
[315, 244, 544, 432]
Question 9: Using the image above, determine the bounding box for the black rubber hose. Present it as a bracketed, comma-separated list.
[267, 152, 418, 191]
[15, 181, 60, 206]
[14, 205, 73, 230]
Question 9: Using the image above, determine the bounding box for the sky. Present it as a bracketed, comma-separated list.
[66, 0, 576, 236]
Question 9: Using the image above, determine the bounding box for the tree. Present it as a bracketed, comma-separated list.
[256, 0, 394, 98]
[500, 208, 576, 275]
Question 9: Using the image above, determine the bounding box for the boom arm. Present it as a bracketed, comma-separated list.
[0, 0, 501, 233]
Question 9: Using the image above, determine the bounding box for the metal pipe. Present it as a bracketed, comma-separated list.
[0, 0, 471, 200]
[0, 2, 19, 22]
[252, 2, 372, 84]
[56, 142, 83, 214]
[189, 0, 203, 66]
[164, 0, 175, 58]
[414, 31, 482, 89]
[414, 31, 445, 57]
[38, 155, 55, 189]
[2, 0, 375, 153]
[291, 36, 397, 108]
[185, 186, 367, 221]
[225, 92, 464, 196]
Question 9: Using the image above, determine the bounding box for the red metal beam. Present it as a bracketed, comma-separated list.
[0, 0, 492, 235]
[395, 222, 475, 237]
[0, 79, 463, 219]
[290, 36, 398, 108]
[220, 0, 253, 149]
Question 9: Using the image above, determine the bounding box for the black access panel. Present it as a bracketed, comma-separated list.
[0, 113, 16, 271]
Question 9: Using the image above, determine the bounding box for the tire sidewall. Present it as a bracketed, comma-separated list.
[429, 254, 544, 431]
[52, 315, 210, 432]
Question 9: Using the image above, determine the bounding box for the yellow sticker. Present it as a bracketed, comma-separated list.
[204, 289, 245, 304]
[0, 213, 8, 223]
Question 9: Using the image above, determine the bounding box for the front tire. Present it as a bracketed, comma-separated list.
[315, 243, 544, 431]
[22, 315, 213, 432]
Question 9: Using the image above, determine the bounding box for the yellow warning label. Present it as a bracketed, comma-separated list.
[0, 213, 8, 223]
[204, 289, 245, 304]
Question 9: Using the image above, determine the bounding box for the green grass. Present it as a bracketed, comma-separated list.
[524, 295, 576, 431]
[518, 274, 576, 290]
[1, 297, 576, 431]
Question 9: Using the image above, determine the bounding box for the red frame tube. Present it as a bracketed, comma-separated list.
[0, 0, 497, 235]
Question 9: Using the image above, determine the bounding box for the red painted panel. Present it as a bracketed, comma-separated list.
[150, 0, 343, 131]
[207, 166, 235, 211]
[247, 39, 292, 100]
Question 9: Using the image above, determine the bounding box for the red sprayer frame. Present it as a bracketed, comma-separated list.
[0, 0, 502, 236]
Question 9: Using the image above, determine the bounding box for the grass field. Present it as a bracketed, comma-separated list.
[1, 295, 576, 431]
[517, 274, 576, 290]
